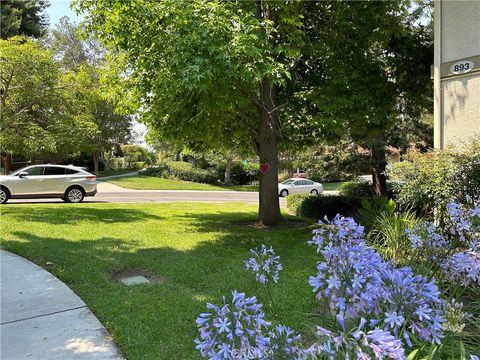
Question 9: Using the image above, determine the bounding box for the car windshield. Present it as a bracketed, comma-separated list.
[281, 179, 295, 185]
[11, 166, 32, 176]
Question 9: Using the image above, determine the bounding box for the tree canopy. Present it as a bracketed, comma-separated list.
[75, 0, 434, 222]
[0, 36, 98, 173]
[0, 0, 49, 39]
[291, 1, 433, 194]
[76, 0, 308, 224]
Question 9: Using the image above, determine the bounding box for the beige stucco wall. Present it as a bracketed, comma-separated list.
[441, 1, 480, 62]
[442, 73, 480, 147]
[434, 0, 480, 149]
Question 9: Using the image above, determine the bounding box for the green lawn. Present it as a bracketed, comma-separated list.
[322, 182, 344, 191]
[106, 175, 343, 192]
[98, 169, 139, 178]
[106, 176, 258, 191]
[0, 203, 319, 360]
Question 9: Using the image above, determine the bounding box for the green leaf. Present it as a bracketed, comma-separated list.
[406, 348, 420, 360]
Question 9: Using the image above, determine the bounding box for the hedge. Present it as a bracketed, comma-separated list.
[141, 161, 218, 185]
[338, 181, 374, 198]
[338, 181, 399, 199]
[286, 194, 362, 220]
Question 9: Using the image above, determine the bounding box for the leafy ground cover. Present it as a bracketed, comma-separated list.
[106, 175, 343, 192]
[0, 203, 317, 360]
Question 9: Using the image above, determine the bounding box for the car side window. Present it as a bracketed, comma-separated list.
[65, 169, 79, 175]
[304, 180, 314, 185]
[44, 167, 66, 175]
[293, 180, 303, 186]
[25, 167, 44, 176]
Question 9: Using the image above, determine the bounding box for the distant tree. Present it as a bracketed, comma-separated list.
[59, 65, 132, 174]
[47, 17, 132, 174]
[1, 36, 61, 173]
[0, 0, 49, 39]
[297, 1, 433, 195]
[47, 16, 104, 70]
[0, 37, 96, 173]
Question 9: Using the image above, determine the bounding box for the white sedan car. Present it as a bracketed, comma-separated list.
[278, 178, 323, 197]
[0, 164, 97, 204]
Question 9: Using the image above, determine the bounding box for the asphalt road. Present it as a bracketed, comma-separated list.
[7, 182, 287, 205]
[92, 190, 271, 204]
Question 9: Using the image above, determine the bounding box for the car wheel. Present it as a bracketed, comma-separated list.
[280, 189, 289, 197]
[65, 187, 84, 203]
[0, 187, 9, 204]
[310, 189, 319, 196]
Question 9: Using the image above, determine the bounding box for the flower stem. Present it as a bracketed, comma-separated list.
[266, 281, 281, 321]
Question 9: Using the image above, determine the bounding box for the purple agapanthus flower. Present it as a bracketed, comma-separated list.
[406, 222, 449, 260]
[442, 250, 480, 286]
[309, 239, 387, 319]
[267, 325, 308, 359]
[309, 216, 450, 350]
[310, 318, 405, 360]
[380, 267, 445, 346]
[446, 198, 480, 244]
[244, 244, 283, 284]
[195, 291, 271, 358]
[308, 214, 365, 251]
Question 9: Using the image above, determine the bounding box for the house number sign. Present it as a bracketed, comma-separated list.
[449, 60, 475, 75]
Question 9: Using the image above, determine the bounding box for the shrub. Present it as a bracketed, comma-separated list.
[339, 181, 399, 199]
[388, 141, 480, 218]
[354, 196, 397, 231]
[289, 141, 370, 182]
[120, 144, 152, 167]
[286, 194, 361, 219]
[338, 181, 374, 198]
[216, 162, 259, 185]
[130, 161, 146, 170]
[65, 153, 106, 172]
[168, 161, 218, 184]
[140, 161, 218, 185]
[107, 157, 125, 171]
[140, 162, 169, 177]
[278, 171, 290, 183]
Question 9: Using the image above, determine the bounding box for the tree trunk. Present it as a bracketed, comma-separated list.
[2, 153, 11, 175]
[93, 151, 100, 175]
[224, 156, 233, 185]
[258, 77, 282, 226]
[371, 139, 387, 196]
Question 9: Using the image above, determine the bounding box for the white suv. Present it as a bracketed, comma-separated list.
[0, 164, 97, 204]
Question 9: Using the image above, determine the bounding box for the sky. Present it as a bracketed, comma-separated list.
[46, 0, 82, 28]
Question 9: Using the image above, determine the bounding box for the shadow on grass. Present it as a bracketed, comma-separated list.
[176, 210, 315, 234]
[2, 210, 319, 359]
[1, 206, 163, 224]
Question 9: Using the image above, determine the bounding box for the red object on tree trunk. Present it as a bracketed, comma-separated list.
[259, 163, 270, 174]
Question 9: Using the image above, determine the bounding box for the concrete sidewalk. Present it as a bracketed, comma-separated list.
[0, 251, 123, 360]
